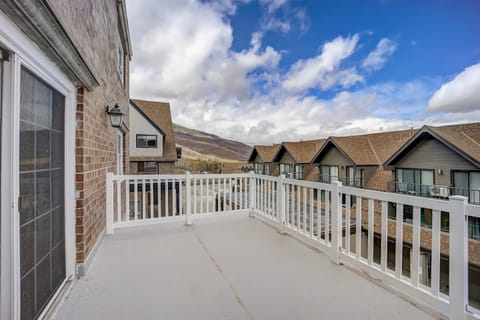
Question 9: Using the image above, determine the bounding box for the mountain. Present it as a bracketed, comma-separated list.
[173, 124, 252, 162]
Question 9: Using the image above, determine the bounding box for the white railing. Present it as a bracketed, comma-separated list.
[106, 172, 480, 319]
[106, 172, 252, 230]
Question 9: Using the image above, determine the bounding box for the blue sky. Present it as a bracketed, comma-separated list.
[127, 0, 480, 145]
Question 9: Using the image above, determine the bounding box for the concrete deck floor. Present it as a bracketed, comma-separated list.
[54, 214, 439, 320]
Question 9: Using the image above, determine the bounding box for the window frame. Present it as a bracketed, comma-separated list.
[136, 134, 157, 148]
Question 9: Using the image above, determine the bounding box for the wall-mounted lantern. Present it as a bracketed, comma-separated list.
[106, 103, 124, 128]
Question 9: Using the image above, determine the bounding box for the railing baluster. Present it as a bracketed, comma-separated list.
[193, 178, 197, 214]
[431, 209, 441, 296]
[150, 179, 154, 219]
[325, 191, 330, 243]
[380, 201, 388, 272]
[206, 178, 209, 213]
[345, 195, 351, 254]
[223, 178, 227, 211]
[125, 179, 130, 222]
[200, 178, 204, 213]
[395, 203, 404, 279]
[134, 179, 138, 220]
[240, 177, 243, 210]
[179, 178, 183, 216]
[116, 179, 121, 223]
[310, 188, 314, 238]
[157, 178, 161, 218]
[411, 206, 421, 287]
[142, 179, 146, 220]
[172, 179, 177, 216]
[165, 178, 169, 217]
[368, 199, 374, 266]
[355, 196, 361, 259]
[296, 186, 300, 231]
[303, 187, 307, 234]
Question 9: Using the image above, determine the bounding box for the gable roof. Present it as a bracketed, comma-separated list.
[313, 129, 416, 165]
[248, 144, 281, 162]
[274, 139, 326, 164]
[130, 99, 177, 161]
[384, 122, 480, 169]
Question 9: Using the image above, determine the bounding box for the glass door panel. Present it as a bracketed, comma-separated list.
[19, 68, 65, 320]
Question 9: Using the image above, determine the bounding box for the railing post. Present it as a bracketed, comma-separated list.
[278, 174, 286, 234]
[249, 171, 256, 217]
[330, 181, 343, 264]
[106, 172, 114, 235]
[185, 171, 192, 226]
[449, 195, 468, 319]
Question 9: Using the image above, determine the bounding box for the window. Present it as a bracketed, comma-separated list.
[138, 161, 156, 174]
[452, 171, 480, 204]
[264, 163, 270, 175]
[396, 168, 433, 196]
[136, 134, 157, 148]
[295, 165, 304, 180]
[117, 133, 123, 174]
[117, 40, 124, 81]
[254, 162, 264, 174]
[347, 166, 364, 187]
[319, 165, 338, 183]
[280, 163, 292, 175]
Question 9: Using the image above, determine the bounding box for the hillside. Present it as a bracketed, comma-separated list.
[173, 124, 252, 162]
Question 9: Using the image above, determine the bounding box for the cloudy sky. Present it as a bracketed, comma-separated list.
[126, 0, 480, 146]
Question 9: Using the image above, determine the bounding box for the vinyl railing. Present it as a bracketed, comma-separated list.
[106, 172, 480, 319]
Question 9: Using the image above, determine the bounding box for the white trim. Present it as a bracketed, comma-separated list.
[0, 11, 76, 320]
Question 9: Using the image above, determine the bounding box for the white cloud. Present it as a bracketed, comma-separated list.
[126, 1, 480, 146]
[362, 38, 397, 71]
[428, 63, 480, 113]
[281, 34, 362, 92]
[260, 0, 288, 13]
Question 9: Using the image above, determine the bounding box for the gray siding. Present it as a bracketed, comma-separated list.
[396, 137, 478, 186]
[318, 147, 353, 166]
[396, 137, 477, 170]
[279, 151, 295, 164]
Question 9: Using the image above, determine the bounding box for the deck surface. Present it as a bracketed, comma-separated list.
[54, 214, 438, 320]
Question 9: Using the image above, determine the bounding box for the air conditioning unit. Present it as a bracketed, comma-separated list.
[430, 185, 449, 198]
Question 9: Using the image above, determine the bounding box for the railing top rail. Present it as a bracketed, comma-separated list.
[340, 185, 451, 211]
[466, 203, 480, 218]
[190, 173, 250, 179]
[254, 174, 280, 183]
[284, 177, 337, 191]
[112, 174, 187, 181]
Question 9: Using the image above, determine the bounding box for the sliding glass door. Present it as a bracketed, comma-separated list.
[19, 68, 65, 320]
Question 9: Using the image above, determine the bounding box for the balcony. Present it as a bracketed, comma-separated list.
[53, 173, 480, 319]
[319, 174, 364, 188]
[387, 180, 480, 205]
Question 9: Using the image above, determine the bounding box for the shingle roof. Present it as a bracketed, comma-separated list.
[248, 144, 281, 162]
[279, 139, 326, 163]
[314, 130, 416, 165]
[131, 99, 177, 162]
[384, 122, 480, 168]
[428, 122, 480, 164]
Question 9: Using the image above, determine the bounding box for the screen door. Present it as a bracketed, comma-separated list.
[19, 68, 65, 320]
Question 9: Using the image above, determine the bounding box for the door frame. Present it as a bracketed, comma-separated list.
[0, 10, 76, 320]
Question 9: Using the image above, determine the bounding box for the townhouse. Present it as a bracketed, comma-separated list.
[0, 1, 131, 319]
[248, 144, 280, 176]
[129, 99, 178, 174]
[311, 130, 416, 190]
[273, 139, 326, 181]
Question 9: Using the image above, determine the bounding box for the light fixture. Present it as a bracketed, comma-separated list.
[106, 103, 124, 128]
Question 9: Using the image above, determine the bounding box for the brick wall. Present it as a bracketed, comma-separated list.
[49, 0, 130, 263]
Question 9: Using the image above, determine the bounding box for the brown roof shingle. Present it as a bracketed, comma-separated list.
[428, 122, 480, 164]
[281, 139, 326, 163]
[131, 99, 177, 162]
[315, 130, 416, 165]
[249, 144, 281, 162]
